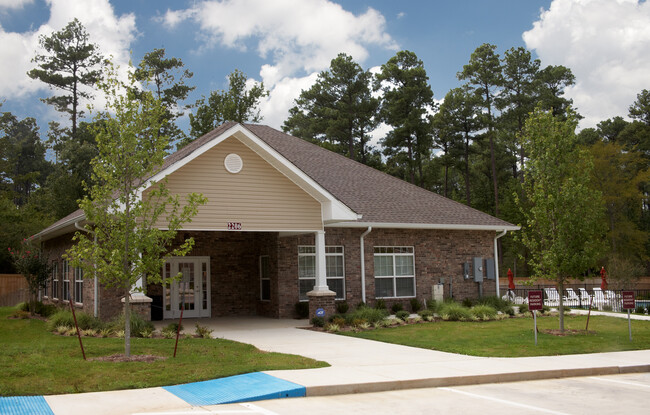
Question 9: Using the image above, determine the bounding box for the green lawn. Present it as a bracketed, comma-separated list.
[342, 314, 650, 357]
[0, 307, 327, 396]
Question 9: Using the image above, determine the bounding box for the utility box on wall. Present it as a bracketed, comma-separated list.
[432, 284, 444, 303]
[463, 262, 470, 280]
[473, 257, 483, 282]
[485, 258, 495, 280]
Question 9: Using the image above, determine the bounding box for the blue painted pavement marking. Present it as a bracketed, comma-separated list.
[0, 396, 54, 415]
[163, 372, 306, 406]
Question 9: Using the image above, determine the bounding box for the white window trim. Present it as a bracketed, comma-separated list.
[374, 246, 416, 299]
[51, 261, 59, 300]
[298, 245, 345, 301]
[259, 255, 270, 302]
[62, 260, 70, 303]
[74, 266, 83, 305]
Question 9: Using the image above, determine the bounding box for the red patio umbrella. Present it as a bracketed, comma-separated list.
[507, 268, 515, 290]
[600, 266, 608, 290]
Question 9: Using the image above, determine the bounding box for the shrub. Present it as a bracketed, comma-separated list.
[519, 303, 529, 314]
[439, 302, 473, 321]
[391, 303, 403, 314]
[11, 309, 30, 319]
[636, 306, 646, 314]
[194, 323, 213, 338]
[418, 309, 434, 319]
[374, 299, 386, 310]
[410, 298, 422, 313]
[328, 313, 345, 322]
[295, 302, 309, 319]
[476, 296, 512, 313]
[351, 318, 368, 327]
[426, 299, 439, 313]
[76, 312, 104, 331]
[99, 328, 113, 338]
[395, 310, 410, 321]
[462, 298, 474, 308]
[161, 328, 176, 339]
[348, 306, 389, 324]
[164, 322, 183, 333]
[110, 312, 155, 338]
[81, 329, 97, 337]
[470, 305, 497, 321]
[409, 315, 422, 323]
[324, 323, 340, 332]
[336, 301, 349, 314]
[47, 310, 75, 331]
[356, 301, 367, 309]
[331, 317, 346, 327]
[311, 317, 325, 328]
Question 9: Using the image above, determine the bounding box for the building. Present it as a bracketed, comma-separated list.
[34, 122, 518, 321]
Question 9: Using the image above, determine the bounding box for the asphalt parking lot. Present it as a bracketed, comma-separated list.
[137, 372, 650, 415]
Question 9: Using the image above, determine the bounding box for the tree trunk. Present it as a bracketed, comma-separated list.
[558, 279, 565, 332]
[124, 289, 131, 357]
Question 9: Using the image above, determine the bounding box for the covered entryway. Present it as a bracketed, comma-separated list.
[163, 257, 211, 319]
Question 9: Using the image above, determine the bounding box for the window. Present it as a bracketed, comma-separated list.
[74, 267, 83, 304]
[260, 256, 270, 301]
[51, 261, 59, 300]
[298, 245, 345, 300]
[374, 246, 415, 298]
[62, 260, 70, 301]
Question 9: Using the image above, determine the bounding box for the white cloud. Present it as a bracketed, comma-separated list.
[0, 0, 136, 119]
[0, 0, 33, 9]
[163, 0, 397, 129]
[523, 0, 650, 128]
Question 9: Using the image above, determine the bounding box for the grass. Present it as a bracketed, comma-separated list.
[341, 314, 650, 357]
[0, 307, 327, 396]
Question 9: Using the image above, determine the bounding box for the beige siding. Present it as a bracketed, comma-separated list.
[149, 136, 323, 231]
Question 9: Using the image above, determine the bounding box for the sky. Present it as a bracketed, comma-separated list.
[1, 0, 649, 142]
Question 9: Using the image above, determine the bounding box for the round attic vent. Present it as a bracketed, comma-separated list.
[224, 153, 243, 174]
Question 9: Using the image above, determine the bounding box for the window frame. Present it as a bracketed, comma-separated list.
[62, 260, 70, 302]
[259, 255, 271, 301]
[373, 246, 416, 299]
[297, 245, 345, 301]
[74, 266, 83, 305]
[51, 261, 59, 300]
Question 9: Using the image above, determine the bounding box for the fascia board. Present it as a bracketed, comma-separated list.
[326, 222, 520, 231]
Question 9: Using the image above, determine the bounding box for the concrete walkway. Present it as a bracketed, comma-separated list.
[14, 315, 650, 414]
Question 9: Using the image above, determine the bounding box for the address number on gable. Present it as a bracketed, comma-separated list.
[227, 222, 242, 231]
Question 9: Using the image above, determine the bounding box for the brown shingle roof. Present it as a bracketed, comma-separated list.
[244, 124, 514, 228]
[35, 122, 514, 239]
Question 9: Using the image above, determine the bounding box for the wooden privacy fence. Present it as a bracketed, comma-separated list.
[0, 274, 28, 307]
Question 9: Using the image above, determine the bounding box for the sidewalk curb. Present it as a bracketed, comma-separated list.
[304, 364, 650, 397]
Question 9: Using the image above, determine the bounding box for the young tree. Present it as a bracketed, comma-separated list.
[516, 108, 606, 331]
[187, 69, 267, 144]
[9, 239, 50, 315]
[134, 48, 195, 145]
[27, 18, 104, 141]
[66, 63, 207, 356]
[458, 43, 503, 215]
[283, 53, 379, 162]
[376, 50, 435, 186]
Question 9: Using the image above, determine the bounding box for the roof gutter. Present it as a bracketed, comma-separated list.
[359, 226, 372, 304]
[494, 229, 508, 298]
[75, 221, 98, 318]
[327, 222, 520, 232]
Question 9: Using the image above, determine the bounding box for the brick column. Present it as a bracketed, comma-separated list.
[122, 294, 152, 321]
[307, 290, 336, 320]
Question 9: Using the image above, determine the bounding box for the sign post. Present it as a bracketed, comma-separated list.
[528, 290, 543, 346]
[622, 291, 635, 342]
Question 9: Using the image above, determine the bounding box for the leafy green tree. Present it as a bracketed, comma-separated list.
[435, 86, 482, 206]
[534, 65, 575, 118]
[9, 239, 50, 315]
[27, 18, 104, 141]
[283, 53, 379, 163]
[134, 48, 195, 145]
[628, 89, 650, 125]
[0, 111, 52, 206]
[516, 108, 606, 331]
[376, 50, 435, 186]
[187, 69, 267, 145]
[458, 43, 503, 215]
[66, 63, 207, 356]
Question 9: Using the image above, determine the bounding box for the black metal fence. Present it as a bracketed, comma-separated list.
[500, 286, 650, 313]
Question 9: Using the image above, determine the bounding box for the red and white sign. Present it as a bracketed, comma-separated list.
[227, 222, 242, 231]
[622, 291, 635, 310]
[528, 290, 543, 311]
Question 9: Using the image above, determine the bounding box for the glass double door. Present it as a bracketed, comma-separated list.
[163, 257, 211, 319]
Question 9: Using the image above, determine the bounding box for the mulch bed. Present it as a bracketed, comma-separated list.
[541, 329, 594, 336]
[88, 354, 167, 363]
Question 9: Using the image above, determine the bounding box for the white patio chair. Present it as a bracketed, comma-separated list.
[592, 288, 608, 310]
[566, 288, 580, 306]
[579, 288, 592, 307]
[544, 288, 560, 306]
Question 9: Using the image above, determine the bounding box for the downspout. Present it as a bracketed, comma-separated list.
[360, 227, 372, 304]
[75, 221, 98, 318]
[494, 230, 507, 298]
